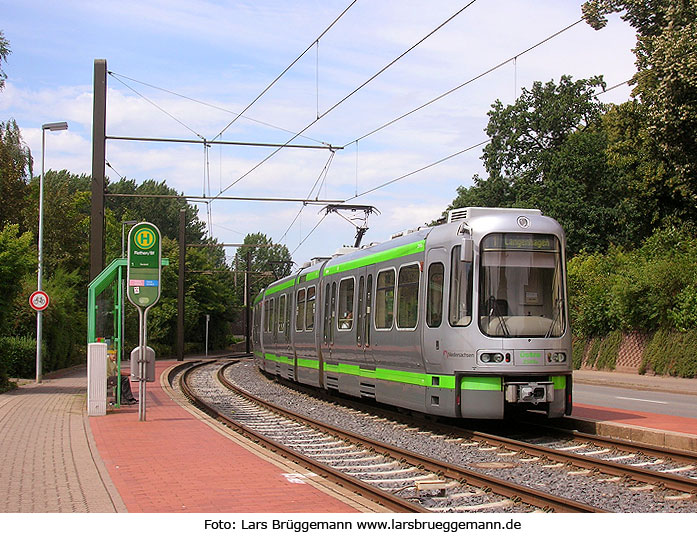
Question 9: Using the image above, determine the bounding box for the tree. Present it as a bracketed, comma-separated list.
[448, 75, 630, 254]
[583, 0, 697, 220]
[106, 178, 207, 249]
[235, 232, 292, 300]
[0, 119, 33, 228]
[0, 224, 35, 335]
[0, 30, 10, 92]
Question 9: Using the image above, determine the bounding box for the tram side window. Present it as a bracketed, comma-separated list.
[278, 294, 286, 333]
[305, 286, 316, 331]
[397, 264, 419, 329]
[375, 269, 395, 329]
[296, 288, 306, 331]
[449, 246, 473, 327]
[426, 262, 444, 328]
[338, 278, 354, 330]
[265, 298, 275, 333]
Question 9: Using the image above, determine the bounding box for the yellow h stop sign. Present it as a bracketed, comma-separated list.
[127, 222, 161, 309]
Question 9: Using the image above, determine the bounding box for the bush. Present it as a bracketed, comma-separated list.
[642, 329, 697, 378]
[569, 226, 697, 337]
[0, 335, 36, 379]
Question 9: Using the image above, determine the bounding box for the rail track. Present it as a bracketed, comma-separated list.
[178, 360, 604, 513]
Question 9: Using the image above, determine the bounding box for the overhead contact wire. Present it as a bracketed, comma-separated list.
[213, 0, 359, 142]
[345, 18, 584, 147]
[213, 1, 479, 200]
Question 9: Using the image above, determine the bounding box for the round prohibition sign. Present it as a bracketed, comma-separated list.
[30, 290, 50, 311]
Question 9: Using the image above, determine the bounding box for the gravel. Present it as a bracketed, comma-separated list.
[217, 360, 697, 513]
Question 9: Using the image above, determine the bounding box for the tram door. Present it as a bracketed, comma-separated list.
[355, 267, 375, 370]
[422, 248, 448, 369]
[322, 281, 337, 362]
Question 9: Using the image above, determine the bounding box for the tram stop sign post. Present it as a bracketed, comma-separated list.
[127, 222, 162, 421]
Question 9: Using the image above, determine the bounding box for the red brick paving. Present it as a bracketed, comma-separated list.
[573, 403, 697, 436]
[89, 361, 357, 513]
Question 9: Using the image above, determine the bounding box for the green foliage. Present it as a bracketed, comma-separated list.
[642, 328, 697, 378]
[584, 0, 697, 224]
[0, 335, 36, 379]
[569, 226, 697, 338]
[0, 224, 35, 335]
[567, 248, 621, 337]
[448, 75, 634, 255]
[0, 119, 33, 227]
[572, 338, 586, 370]
[0, 30, 10, 92]
[235, 232, 292, 301]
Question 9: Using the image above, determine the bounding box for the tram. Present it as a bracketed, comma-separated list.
[251, 207, 571, 419]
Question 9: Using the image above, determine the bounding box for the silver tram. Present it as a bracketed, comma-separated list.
[251, 207, 572, 419]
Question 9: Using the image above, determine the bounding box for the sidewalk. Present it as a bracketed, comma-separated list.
[0, 368, 125, 512]
[573, 369, 697, 396]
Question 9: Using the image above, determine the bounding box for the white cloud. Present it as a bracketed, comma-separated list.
[3, 0, 639, 267]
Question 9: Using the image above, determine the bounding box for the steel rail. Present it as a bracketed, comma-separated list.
[217, 364, 602, 513]
[178, 361, 427, 513]
[270, 367, 697, 496]
[452, 427, 697, 495]
[524, 419, 697, 463]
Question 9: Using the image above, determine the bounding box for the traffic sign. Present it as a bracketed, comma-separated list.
[127, 222, 162, 309]
[30, 290, 50, 311]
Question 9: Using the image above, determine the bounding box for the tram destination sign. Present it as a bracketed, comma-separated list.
[127, 222, 162, 309]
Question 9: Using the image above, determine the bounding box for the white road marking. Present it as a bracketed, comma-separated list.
[615, 396, 668, 405]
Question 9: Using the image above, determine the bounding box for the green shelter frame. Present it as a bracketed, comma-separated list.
[87, 257, 169, 407]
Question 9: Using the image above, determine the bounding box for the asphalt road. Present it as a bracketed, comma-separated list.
[574, 382, 697, 419]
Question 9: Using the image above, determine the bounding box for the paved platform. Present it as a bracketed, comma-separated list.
[89, 361, 367, 513]
[2, 363, 697, 513]
[0, 369, 124, 512]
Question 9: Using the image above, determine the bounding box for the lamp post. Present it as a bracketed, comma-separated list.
[36, 121, 68, 383]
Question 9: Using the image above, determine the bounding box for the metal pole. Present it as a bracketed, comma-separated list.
[205, 314, 210, 357]
[90, 59, 107, 282]
[138, 307, 146, 421]
[35, 128, 46, 384]
[177, 209, 185, 361]
[245, 250, 251, 354]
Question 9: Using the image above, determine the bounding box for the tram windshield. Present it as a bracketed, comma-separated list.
[479, 233, 565, 338]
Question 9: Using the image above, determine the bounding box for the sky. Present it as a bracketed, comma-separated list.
[0, 0, 638, 269]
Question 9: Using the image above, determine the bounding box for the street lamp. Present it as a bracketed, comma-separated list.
[36, 121, 68, 383]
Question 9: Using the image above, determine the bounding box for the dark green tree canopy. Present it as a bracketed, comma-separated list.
[449, 75, 628, 254]
[583, 0, 697, 213]
[0, 30, 10, 91]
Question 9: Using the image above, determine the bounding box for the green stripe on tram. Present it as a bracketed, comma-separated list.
[551, 375, 566, 390]
[264, 278, 296, 297]
[323, 363, 455, 389]
[461, 376, 502, 392]
[261, 354, 455, 389]
[323, 240, 426, 276]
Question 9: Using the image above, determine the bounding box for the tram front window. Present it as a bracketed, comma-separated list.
[479, 233, 565, 338]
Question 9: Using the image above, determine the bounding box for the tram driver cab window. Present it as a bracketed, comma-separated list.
[449, 245, 473, 326]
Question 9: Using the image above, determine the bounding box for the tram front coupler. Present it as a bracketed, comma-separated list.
[504, 381, 554, 404]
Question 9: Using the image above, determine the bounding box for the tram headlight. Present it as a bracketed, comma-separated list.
[552, 352, 566, 363]
[480, 352, 504, 363]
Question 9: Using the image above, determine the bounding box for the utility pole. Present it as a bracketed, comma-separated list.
[177, 209, 186, 361]
[245, 250, 251, 354]
[90, 59, 107, 281]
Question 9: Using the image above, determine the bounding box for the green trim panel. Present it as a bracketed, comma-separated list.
[264, 353, 294, 365]
[297, 358, 320, 370]
[323, 240, 426, 276]
[551, 375, 566, 390]
[461, 376, 502, 392]
[301, 270, 320, 282]
[264, 278, 296, 297]
[253, 291, 264, 306]
[323, 363, 455, 389]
